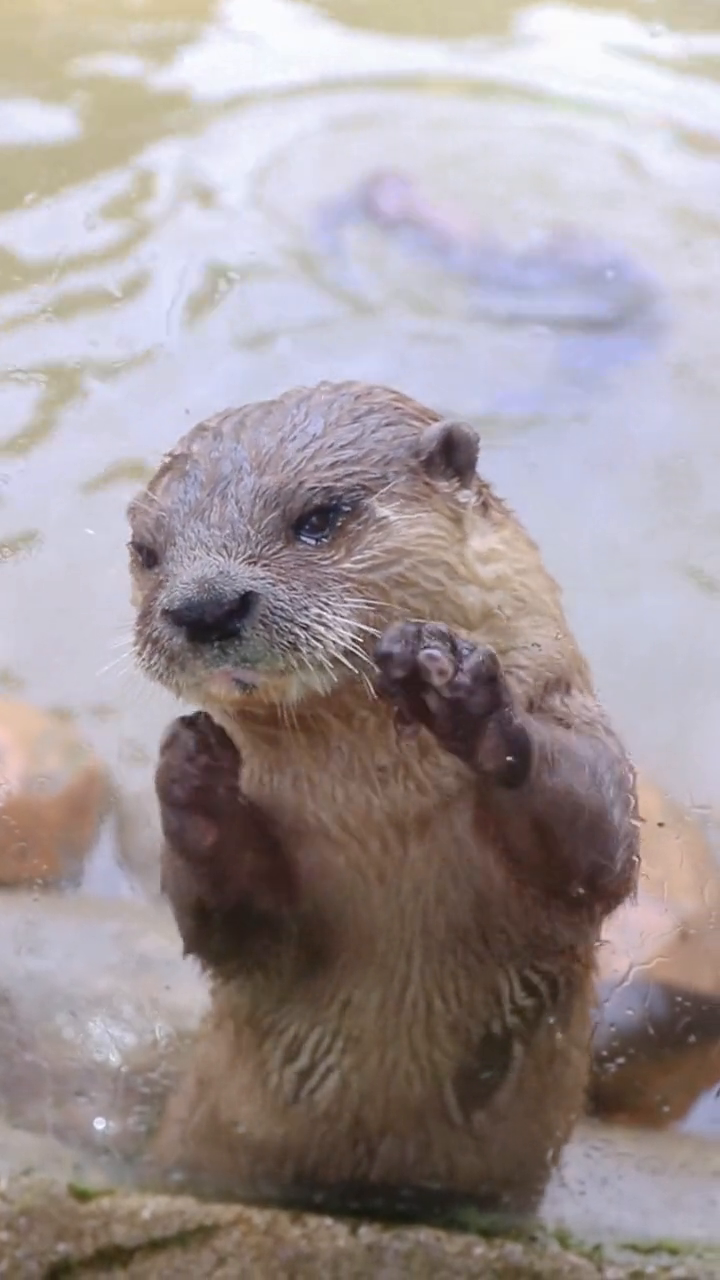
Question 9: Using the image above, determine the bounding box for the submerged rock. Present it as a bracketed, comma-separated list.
[0, 891, 207, 1164]
[0, 700, 111, 888]
[592, 776, 720, 1127]
[0, 1118, 107, 1186]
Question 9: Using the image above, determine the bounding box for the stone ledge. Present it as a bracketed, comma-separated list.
[1, 1179, 718, 1279]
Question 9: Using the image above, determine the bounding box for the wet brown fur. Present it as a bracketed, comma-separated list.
[128, 381, 639, 1215]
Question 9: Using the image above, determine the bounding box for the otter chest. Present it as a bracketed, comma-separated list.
[234, 726, 471, 848]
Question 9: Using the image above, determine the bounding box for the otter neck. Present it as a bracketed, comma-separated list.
[205, 678, 390, 748]
[204, 676, 470, 834]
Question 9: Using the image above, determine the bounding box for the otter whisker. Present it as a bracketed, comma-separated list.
[96, 652, 133, 679]
[279, 699, 298, 733]
[347, 620, 382, 639]
[327, 650, 356, 679]
[334, 634, 376, 671]
[341, 597, 393, 613]
[108, 632, 135, 652]
[354, 666, 377, 700]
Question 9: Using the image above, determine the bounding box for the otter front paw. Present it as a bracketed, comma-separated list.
[155, 712, 242, 861]
[155, 712, 294, 921]
[374, 623, 531, 787]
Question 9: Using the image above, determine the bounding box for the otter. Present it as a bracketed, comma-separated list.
[128, 380, 639, 1219]
[315, 168, 658, 331]
[313, 170, 662, 399]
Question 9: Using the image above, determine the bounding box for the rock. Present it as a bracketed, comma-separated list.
[0, 891, 208, 1164]
[591, 775, 720, 1127]
[0, 700, 112, 888]
[0, 1116, 718, 1276]
[1, 1169, 718, 1280]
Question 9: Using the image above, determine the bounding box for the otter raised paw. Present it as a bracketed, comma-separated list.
[375, 621, 531, 787]
[375, 620, 638, 913]
[156, 712, 295, 969]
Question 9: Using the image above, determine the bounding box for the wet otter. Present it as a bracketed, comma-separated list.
[128, 380, 639, 1218]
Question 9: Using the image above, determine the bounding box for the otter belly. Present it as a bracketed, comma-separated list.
[150, 779, 597, 1212]
[150, 953, 593, 1214]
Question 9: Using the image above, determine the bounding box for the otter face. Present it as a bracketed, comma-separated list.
[128, 381, 479, 709]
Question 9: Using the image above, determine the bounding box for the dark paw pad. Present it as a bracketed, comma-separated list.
[375, 622, 506, 763]
[155, 712, 241, 859]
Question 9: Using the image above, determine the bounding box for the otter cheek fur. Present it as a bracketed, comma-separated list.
[129, 380, 640, 1217]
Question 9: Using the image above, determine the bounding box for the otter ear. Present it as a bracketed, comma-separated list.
[418, 419, 479, 489]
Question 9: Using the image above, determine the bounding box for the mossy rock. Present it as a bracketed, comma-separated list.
[2, 1176, 718, 1279]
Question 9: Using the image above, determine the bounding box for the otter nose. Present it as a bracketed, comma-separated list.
[163, 591, 257, 645]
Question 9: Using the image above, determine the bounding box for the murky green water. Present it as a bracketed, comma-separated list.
[1, 0, 719, 1239]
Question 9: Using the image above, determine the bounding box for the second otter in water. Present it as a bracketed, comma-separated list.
[128, 381, 639, 1219]
[315, 169, 660, 333]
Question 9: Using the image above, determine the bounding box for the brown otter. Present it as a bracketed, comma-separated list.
[128, 380, 639, 1219]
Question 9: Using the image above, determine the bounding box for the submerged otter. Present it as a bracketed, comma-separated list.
[129, 380, 639, 1218]
[315, 169, 658, 331]
[314, 170, 662, 395]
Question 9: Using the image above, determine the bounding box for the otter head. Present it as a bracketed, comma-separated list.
[128, 380, 480, 712]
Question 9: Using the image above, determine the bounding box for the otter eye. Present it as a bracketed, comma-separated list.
[293, 503, 344, 546]
[129, 539, 160, 571]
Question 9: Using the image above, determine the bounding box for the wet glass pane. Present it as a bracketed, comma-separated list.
[1, 0, 718, 1271]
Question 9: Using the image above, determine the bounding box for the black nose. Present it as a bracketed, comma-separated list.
[163, 591, 257, 645]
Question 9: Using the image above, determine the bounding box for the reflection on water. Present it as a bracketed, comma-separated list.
[0, 0, 719, 1240]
